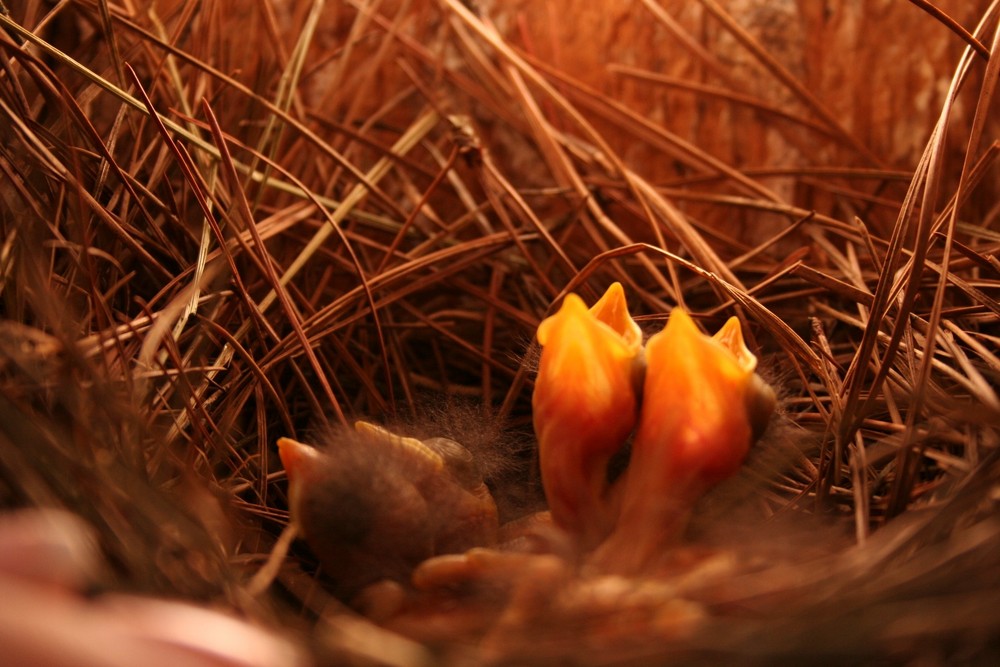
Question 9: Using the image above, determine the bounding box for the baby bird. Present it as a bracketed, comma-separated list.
[532, 283, 777, 572]
[278, 422, 499, 595]
[532, 283, 643, 549]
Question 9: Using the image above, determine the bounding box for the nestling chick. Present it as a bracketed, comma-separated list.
[532, 283, 777, 572]
[278, 422, 499, 595]
[592, 307, 776, 572]
[532, 283, 643, 549]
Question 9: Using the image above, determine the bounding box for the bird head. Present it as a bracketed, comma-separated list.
[532, 283, 643, 547]
[277, 422, 499, 594]
[532, 285, 776, 569]
[630, 308, 770, 490]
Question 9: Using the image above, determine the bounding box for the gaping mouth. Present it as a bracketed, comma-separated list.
[532, 283, 776, 564]
[532, 283, 643, 548]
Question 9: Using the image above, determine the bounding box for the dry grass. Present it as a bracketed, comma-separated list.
[1, 0, 998, 664]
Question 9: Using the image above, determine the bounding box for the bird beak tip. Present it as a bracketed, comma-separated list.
[536, 293, 584, 346]
[277, 437, 321, 483]
[588, 282, 642, 348]
[659, 308, 754, 388]
[712, 315, 758, 373]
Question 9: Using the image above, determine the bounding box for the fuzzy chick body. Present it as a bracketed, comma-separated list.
[278, 423, 498, 595]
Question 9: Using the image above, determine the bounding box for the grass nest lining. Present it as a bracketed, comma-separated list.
[1, 0, 999, 664]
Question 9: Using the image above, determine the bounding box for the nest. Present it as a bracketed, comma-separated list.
[1, 1, 998, 664]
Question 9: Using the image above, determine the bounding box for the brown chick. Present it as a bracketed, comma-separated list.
[278, 422, 499, 596]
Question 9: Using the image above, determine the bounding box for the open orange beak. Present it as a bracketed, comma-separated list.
[593, 308, 776, 571]
[532, 283, 642, 547]
[632, 310, 760, 489]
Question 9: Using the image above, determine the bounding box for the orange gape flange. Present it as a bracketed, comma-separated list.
[532, 284, 775, 570]
[532, 284, 642, 548]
